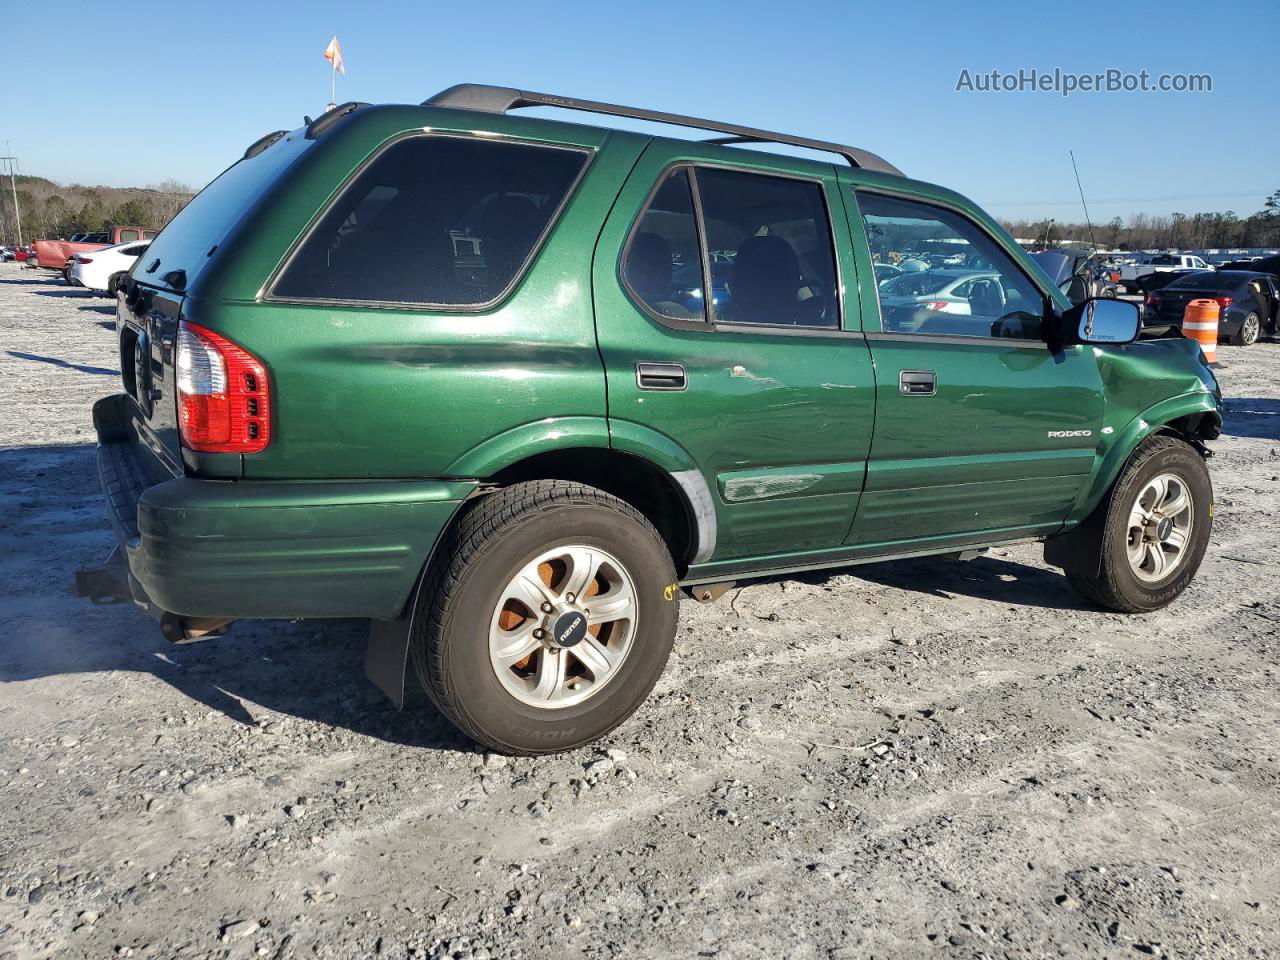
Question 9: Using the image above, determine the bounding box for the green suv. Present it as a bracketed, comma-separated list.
[81, 85, 1222, 754]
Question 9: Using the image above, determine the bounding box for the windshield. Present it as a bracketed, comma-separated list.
[138, 133, 312, 291]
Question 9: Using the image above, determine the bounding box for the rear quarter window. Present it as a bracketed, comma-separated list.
[272, 135, 589, 308]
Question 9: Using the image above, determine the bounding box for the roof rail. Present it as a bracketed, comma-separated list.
[423, 84, 903, 177]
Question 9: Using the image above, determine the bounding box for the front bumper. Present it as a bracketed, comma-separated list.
[88, 394, 475, 620]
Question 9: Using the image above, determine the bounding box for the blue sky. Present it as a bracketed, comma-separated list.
[3, 0, 1275, 223]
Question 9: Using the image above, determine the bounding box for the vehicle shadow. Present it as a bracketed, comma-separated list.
[7, 350, 119, 376]
[96, 321, 116, 332]
[751, 550, 1095, 611]
[0, 275, 59, 286]
[77, 304, 115, 315]
[849, 553, 1095, 610]
[32, 289, 92, 299]
[1221, 397, 1280, 440]
[0, 441, 478, 756]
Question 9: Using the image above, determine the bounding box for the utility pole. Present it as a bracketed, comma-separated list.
[0, 152, 24, 247]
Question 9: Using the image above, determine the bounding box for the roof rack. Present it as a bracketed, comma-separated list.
[423, 84, 903, 177]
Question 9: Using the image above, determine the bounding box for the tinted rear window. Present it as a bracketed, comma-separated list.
[1166, 272, 1240, 291]
[140, 134, 312, 290]
[273, 135, 589, 307]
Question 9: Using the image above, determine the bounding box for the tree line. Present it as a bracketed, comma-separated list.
[1002, 189, 1280, 251]
[0, 175, 195, 245]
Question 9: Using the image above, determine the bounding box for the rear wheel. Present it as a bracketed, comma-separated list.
[411, 480, 680, 754]
[61, 266, 71, 284]
[1230, 312, 1261, 347]
[1066, 436, 1212, 612]
[106, 272, 126, 298]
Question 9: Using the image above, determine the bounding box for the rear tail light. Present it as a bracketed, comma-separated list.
[1213, 296, 1233, 310]
[76, 256, 93, 264]
[175, 321, 271, 453]
[923, 300, 949, 311]
[1146, 293, 1160, 308]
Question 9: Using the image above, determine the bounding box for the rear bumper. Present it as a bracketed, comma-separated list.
[90, 394, 475, 620]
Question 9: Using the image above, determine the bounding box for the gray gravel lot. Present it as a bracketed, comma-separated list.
[1, 260, 1278, 960]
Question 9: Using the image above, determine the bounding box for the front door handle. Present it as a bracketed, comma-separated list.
[636, 362, 687, 391]
[899, 369, 936, 396]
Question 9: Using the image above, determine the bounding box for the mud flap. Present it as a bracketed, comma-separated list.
[364, 565, 430, 709]
[1043, 493, 1111, 579]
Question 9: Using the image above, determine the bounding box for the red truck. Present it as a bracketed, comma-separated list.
[32, 226, 158, 281]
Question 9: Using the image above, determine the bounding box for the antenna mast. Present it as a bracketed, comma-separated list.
[1069, 150, 1097, 252]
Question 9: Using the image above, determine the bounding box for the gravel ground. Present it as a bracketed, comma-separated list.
[1, 260, 1278, 960]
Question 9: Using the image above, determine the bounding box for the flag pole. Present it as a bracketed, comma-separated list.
[330, 57, 336, 110]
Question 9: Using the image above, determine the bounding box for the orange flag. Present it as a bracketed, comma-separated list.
[323, 35, 345, 76]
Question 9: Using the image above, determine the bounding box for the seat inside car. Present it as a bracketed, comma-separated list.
[627, 232, 695, 319]
[730, 234, 809, 325]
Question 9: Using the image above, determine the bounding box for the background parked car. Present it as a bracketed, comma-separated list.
[1119, 253, 1213, 294]
[1215, 253, 1280, 277]
[68, 240, 151, 296]
[31, 225, 158, 281]
[1144, 270, 1279, 345]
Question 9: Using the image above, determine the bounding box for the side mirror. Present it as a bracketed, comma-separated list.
[1066, 297, 1140, 345]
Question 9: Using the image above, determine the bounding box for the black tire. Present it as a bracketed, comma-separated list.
[106, 272, 125, 298]
[1066, 436, 1212, 613]
[1230, 312, 1261, 347]
[411, 480, 680, 755]
[61, 266, 71, 284]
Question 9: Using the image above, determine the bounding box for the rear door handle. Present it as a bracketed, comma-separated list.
[636, 362, 687, 391]
[899, 369, 936, 396]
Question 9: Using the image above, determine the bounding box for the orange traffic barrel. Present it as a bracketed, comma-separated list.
[1183, 299, 1220, 366]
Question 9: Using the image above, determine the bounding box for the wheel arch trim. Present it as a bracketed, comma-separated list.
[1069, 392, 1220, 525]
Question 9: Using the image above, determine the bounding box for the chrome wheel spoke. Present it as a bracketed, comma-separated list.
[511, 572, 556, 613]
[1160, 485, 1190, 520]
[532, 650, 566, 701]
[586, 586, 635, 626]
[492, 625, 540, 667]
[1144, 541, 1168, 579]
[571, 636, 614, 678]
[560, 547, 602, 601]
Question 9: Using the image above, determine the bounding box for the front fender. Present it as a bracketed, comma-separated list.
[1068, 390, 1220, 525]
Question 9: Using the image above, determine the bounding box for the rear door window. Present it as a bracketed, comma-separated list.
[695, 168, 839, 329]
[273, 135, 589, 308]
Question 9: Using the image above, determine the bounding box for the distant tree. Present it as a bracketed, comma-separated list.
[111, 198, 151, 226]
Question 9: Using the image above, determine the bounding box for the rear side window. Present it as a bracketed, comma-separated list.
[119, 229, 139, 242]
[622, 169, 706, 321]
[696, 168, 839, 328]
[274, 135, 588, 307]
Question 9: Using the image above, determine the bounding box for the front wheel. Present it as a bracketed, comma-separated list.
[411, 480, 680, 755]
[1066, 436, 1212, 612]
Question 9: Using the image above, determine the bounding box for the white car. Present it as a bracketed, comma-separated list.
[878, 269, 1001, 315]
[69, 240, 150, 296]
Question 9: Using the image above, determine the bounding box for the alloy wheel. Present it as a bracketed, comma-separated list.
[488, 545, 638, 709]
[1125, 472, 1194, 583]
